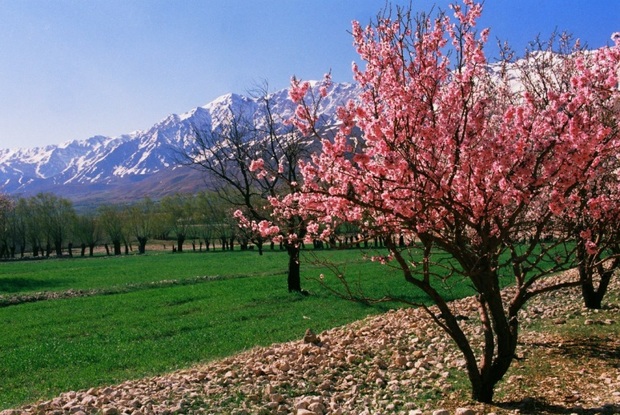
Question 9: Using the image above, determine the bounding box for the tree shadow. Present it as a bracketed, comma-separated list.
[495, 335, 620, 414]
[497, 398, 620, 414]
[555, 337, 620, 368]
[0, 277, 73, 294]
[527, 336, 620, 367]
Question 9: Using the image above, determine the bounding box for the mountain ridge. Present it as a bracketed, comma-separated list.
[0, 82, 358, 205]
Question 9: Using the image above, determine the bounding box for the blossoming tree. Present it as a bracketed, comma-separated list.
[184, 83, 333, 293]
[274, 1, 620, 403]
[546, 32, 620, 309]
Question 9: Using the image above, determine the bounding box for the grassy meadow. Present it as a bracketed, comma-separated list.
[0, 247, 489, 410]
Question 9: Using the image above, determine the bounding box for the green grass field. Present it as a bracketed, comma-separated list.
[0, 248, 488, 410]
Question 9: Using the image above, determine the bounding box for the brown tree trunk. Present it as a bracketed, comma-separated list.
[137, 237, 147, 254]
[113, 240, 121, 256]
[286, 244, 302, 293]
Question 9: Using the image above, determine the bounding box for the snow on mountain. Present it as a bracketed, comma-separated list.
[0, 82, 359, 200]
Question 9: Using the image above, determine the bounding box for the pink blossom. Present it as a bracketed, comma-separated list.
[249, 158, 264, 172]
[289, 78, 310, 103]
[579, 229, 592, 240]
[306, 221, 320, 235]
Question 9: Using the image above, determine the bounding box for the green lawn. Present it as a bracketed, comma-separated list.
[0, 248, 490, 409]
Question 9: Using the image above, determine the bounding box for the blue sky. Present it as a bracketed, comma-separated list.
[0, 0, 618, 150]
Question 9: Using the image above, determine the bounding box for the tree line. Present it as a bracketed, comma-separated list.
[0, 191, 254, 259]
[0, 190, 373, 260]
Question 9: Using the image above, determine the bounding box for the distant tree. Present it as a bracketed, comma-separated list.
[0, 194, 13, 258]
[74, 213, 101, 257]
[98, 204, 125, 255]
[6, 198, 26, 258]
[194, 191, 225, 251]
[127, 197, 155, 254]
[16, 197, 43, 257]
[160, 193, 195, 252]
[29, 193, 76, 257]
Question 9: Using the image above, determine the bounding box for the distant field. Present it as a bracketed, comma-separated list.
[0, 248, 483, 410]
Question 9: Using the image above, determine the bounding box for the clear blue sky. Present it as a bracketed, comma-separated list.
[0, 0, 618, 150]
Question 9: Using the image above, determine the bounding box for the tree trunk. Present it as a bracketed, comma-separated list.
[89, 243, 95, 257]
[470, 380, 496, 404]
[577, 243, 615, 310]
[177, 235, 185, 253]
[582, 280, 604, 309]
[137, 237, 147, 254]
[389, 239, 517, 405]
[581, 270, 613, 309]
[286, 244, 302, 293]
[113, 240, 122, 256]
[471, 272, 519, 403]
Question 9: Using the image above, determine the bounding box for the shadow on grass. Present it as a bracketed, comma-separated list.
[0, 277, 73, 294]
[528, 335, 620, 367]
[496, 335, 620, 414]
[555, 337, 620, 368]
[497, 398, 620, 414]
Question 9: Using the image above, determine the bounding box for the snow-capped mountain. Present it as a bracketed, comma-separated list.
[0, 82, 358, 203]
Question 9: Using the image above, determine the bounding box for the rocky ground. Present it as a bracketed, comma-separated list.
[2, 271, 618, 415]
